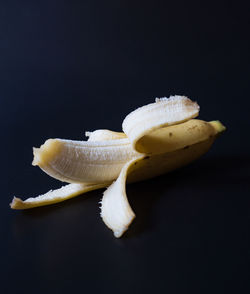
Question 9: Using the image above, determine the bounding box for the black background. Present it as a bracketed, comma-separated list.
[1, 1, 249, 293]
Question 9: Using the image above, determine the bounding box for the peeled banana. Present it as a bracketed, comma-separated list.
[10, 96, 225, 238]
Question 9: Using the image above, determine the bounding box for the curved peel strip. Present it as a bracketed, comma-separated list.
[10, 183, 108, 209]
[100, 156, 144, 238]
[122, 95, 200, 152]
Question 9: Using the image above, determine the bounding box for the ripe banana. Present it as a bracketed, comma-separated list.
[10, 96, 225, 238]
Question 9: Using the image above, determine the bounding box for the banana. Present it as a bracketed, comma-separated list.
[10, 96, 225, 238]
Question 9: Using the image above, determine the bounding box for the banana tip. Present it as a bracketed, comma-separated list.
[32, 139, 62, 167]
[32, 147, 40, 166]
[10, 197, 22, 209]
[210, 120, 226, 133]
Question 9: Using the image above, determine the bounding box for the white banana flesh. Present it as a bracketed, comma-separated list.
[86, 130, 127, 141]
[10, 96, 225, 238]
[32, 138, 140, 184]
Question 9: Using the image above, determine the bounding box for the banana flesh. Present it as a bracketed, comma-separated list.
[10, 96, 225, 238]
[86, 130, 127, 141]
[32, 137, 140, 184]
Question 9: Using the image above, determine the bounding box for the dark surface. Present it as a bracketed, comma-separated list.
[1, 1, 250, 293]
